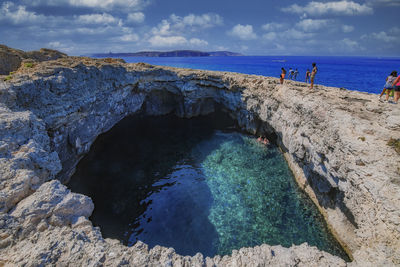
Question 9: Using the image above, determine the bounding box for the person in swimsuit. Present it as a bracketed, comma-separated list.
[310, 62, 318, 89]
[257, 136, 269, 145]
[305, 69, 311, 83]
[280, 67, 286, 84]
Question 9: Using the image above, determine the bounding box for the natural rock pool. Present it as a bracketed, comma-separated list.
[69, 114, 348, 260]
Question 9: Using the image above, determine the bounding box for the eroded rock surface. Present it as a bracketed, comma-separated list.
[0, 50, 399, 266]
[0, 44, 67, 75]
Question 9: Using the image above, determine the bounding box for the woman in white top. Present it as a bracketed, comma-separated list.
[379, 71, 397, 101]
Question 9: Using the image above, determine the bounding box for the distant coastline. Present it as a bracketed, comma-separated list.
[92, 50, 243, 58]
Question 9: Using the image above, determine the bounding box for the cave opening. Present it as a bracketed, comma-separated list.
[68, 111, 349, 260]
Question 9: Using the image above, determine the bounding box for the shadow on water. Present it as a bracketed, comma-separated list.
[69, 111, 349, 260]
[68, 111, 234, 257]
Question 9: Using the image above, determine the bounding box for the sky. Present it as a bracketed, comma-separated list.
[0, 0, 399, 56]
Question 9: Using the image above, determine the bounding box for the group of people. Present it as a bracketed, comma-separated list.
[279, 63, 399, 103]
[379, 70, 400, 104]
[280, 62, 318, 89]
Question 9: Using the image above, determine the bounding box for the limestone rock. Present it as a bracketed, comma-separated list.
[10, 180, 93, 236]
[0, 48, 399, 266]
[0, 44, 66, 75]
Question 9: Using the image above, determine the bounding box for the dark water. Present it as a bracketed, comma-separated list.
[113, 55, 400, 94]
[69, 114, 348, 260]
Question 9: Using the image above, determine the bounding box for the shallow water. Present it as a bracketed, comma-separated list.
[69, 114, 348, 260]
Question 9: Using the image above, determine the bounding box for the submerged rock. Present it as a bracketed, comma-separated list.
[0, 47, 399, 266]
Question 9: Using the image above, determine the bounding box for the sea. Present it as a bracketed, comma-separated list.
[111, 56, 400, 94]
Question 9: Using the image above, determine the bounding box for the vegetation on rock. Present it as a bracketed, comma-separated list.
[387, 138, 400, 155]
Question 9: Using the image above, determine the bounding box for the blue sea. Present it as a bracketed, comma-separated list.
[116, 56, 400, 94]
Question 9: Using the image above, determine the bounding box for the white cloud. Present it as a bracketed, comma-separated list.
[296, 19, 330, 32]
[189, 38, 208, 46]
[229, 24, 257, 40]
[339, 38, 360, 51]
[147, 35, 209, 48]
[389, 27, 400, 34]
[127, 12, 145, 23]
[261, 24, 315, 44]
[148, 35, 188, 47]
[23, 0, 149, 10]
[366, 0, 400, 6]
[282, 1, 373, 16]
[342, 25, 354, 33]
[180, 13, 223, 28]
[47, 41, 75, 53]
[77, 13, 118, 24]
[361, 28, 400, 43]
[262, 23, 286, 31]
[120, 33, 139, 42]
[369, 31, 397, 42]
[152, 20, 173, 36]
[262, 32, 278, 41]
[151, 13, 223, 37]
[0, 2, 45, 24]
[215, 45, 229, 51]
[76, 27, 109, 35]
[69, 0, 143, 8]
[284, 29, 314, 40]
[48, 41, 62, 48]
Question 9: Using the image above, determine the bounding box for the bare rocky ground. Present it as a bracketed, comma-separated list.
[0, 46, 399, 266]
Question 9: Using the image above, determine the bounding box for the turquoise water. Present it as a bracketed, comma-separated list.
[69, 114, 348, 260]
[111, 55, 400, 94]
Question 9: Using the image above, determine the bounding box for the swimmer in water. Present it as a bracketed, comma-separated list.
[257, 136, 269, 145]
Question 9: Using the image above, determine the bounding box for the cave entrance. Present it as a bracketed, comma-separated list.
[68, 112, 349, 260]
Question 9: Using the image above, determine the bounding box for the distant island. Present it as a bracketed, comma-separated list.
[92, 50, 243, 57]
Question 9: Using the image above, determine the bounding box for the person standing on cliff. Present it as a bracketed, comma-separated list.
[378, 71, 397, 102]
[288, 68, 293, 79]
[294, 69, 299, 80]
[280, 67, 286, 84]
[305, 69, 311, 83]
[392, 73, 400, 103]
[310, 63, 318, 89]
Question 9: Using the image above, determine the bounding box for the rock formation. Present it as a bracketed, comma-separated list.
[0, 46, 399, 266]
[0, 45, 67, 75]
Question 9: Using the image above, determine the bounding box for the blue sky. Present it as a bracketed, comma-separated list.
[0, 0, 399, 56]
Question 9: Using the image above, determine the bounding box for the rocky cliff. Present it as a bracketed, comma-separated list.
[0, 45, 67, 75]
[0, 49, 399, 266]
